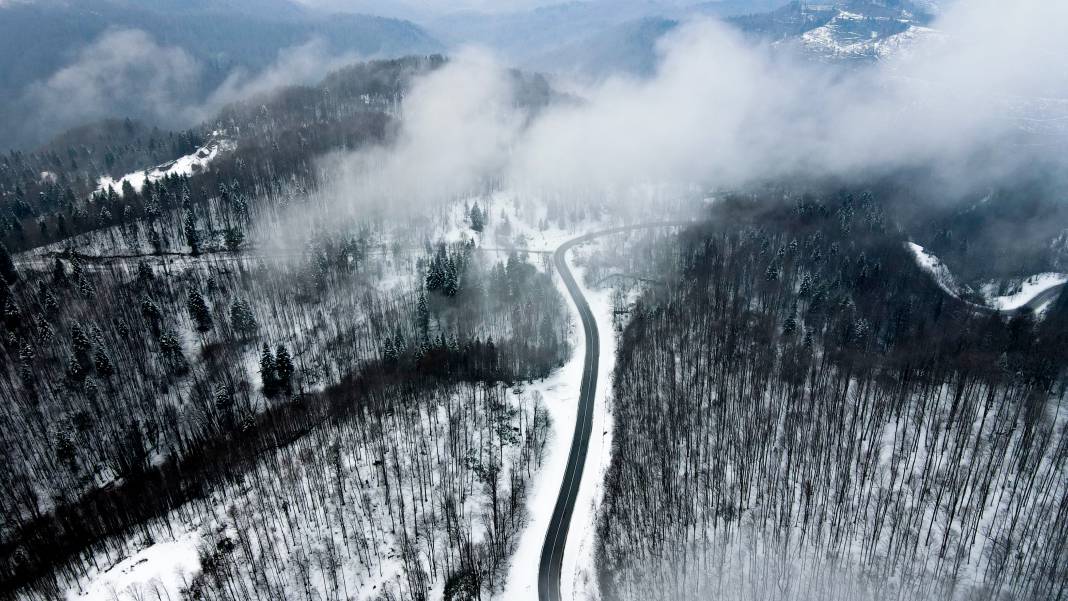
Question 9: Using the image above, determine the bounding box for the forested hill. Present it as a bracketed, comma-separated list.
[0, 55, 559, 255]
[600, 187, 1068, 601]
[0, 56, 434, 253]
[0, 0, 443, 150]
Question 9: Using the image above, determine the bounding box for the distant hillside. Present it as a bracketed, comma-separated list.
[526, 17, 680, 78]
[0, 0, 442, 149]
[521, 0, 937, 79]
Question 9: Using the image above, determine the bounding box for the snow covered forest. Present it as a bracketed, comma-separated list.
[1, 0, 1067, 599]
[598, 190, 1068, 601]
[0, 57, 577, 601]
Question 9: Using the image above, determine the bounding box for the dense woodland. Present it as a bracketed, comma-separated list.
[0, 56, 451, 253]
[1, 191, 572, 599]
[0, 57, 570, 601]
[2, 36, 1067, 601]
[598, 189, 1068, 600]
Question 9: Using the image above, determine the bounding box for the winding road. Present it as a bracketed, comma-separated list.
[539, 225, 1066, 599]
[538, 222, 690, 601]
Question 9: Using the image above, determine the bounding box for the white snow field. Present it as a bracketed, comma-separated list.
[95, 136, 235, 197]
[906, 241, 961, 298]
[982, 272, 1068, 311]
[66, 531, 202, 601]
[908, 241, 1067, 314]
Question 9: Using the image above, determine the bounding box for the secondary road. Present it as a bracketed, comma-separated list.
[539, 222, 690, 601]
[539, 221, 1062, 601]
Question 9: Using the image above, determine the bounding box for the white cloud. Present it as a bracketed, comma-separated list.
[321, 0, 1068, 217]
[26, 29, 201, 133]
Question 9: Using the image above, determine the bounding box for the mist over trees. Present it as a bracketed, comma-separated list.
[0, 0, 1066, 599]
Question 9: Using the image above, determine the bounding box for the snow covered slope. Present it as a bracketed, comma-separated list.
[908, 241, 1067, 314]
[66, 531, 202, 601]
[981, 273, 1068, 311]
[906, 241, 961, 297]
[801, 8, 936, 61]
[95, 135, 235, 197]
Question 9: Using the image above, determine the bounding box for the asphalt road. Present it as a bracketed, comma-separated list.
[538, 222, 690, 601]
[536, 224, 1064, 601]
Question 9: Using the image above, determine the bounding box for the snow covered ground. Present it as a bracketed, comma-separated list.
[906, 241, 961, 297]
[498, 237, 619, 601]
[981, 272, 1068, 311]
[800, 10, 937, 61]
[96, 137, 235, 197]
[66, 531, 202, 601]
[908, 240, 1067, 314]
[560, 246, 617, 601]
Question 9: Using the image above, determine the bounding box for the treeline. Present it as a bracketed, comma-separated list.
[598, 189, 1068, 601]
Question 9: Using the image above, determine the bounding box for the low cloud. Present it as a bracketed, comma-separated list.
[196, 39, 365, 122]
[320, 48, 523, 216]
[514, 0, 1068, 194]
[24, 29, 369, 143]
[26, 29, 202, 135]
[323, 0, 1068, 213]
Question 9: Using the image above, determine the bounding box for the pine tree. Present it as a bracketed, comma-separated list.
[70, 324, 92, 361]
[17, 345, 35, 382]
[443, 257, 460, 298]
[141, 296, 162, 322]
[764, 261, 779, 281]
[469, 203, 486, 233]
[94, 348, 115, 378]
[784, 313, 798, 336]
[187, 289, 213, 332]
[275, 344, 294, 392]
[158, 329, 187, 373]
[260, 343, 277, 395]
[230, 299, 258, 335]
[52, 258, 66, 285]
[3, 296, 20, 331]
[77, 274, 94, 298]
[136, 261, 154, 284]
[225, 227, 245, 252]
[184, 210, 200, 255]
[0, 242, 17, 285]
[417, 292, 430, 340]
[383, 336, 399, 364]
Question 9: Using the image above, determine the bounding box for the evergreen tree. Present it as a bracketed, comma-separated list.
[230, 299, 258, 335]
[275, 344, 294, 392]
[158, 329, 187, 373]
[0, 242, 17, 285]
[136, 261, 154, 284]
[260, 343, 277, 395]
[141, 296, 162, 323]
[417, 292, 430, 340]
[94, 348, 114, 378]
[784, 313, 798, 336]
[77, 274, 94, 298]
[184, 210, 200, 255]
[187, 289, 213, 332]
[443, 257, 460, 298]
[383, 336, 399, 364]
[3, 296, 20, 331]
[469, 203, 486, 233]
[52, 258, 66, 285]
[70, 324, 92, 361]
[225, 227, 245, 252]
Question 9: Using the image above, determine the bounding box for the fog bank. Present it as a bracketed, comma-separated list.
[327, 0, 1068, 210]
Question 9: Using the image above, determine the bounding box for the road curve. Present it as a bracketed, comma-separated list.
[539, 222, 691, 601]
